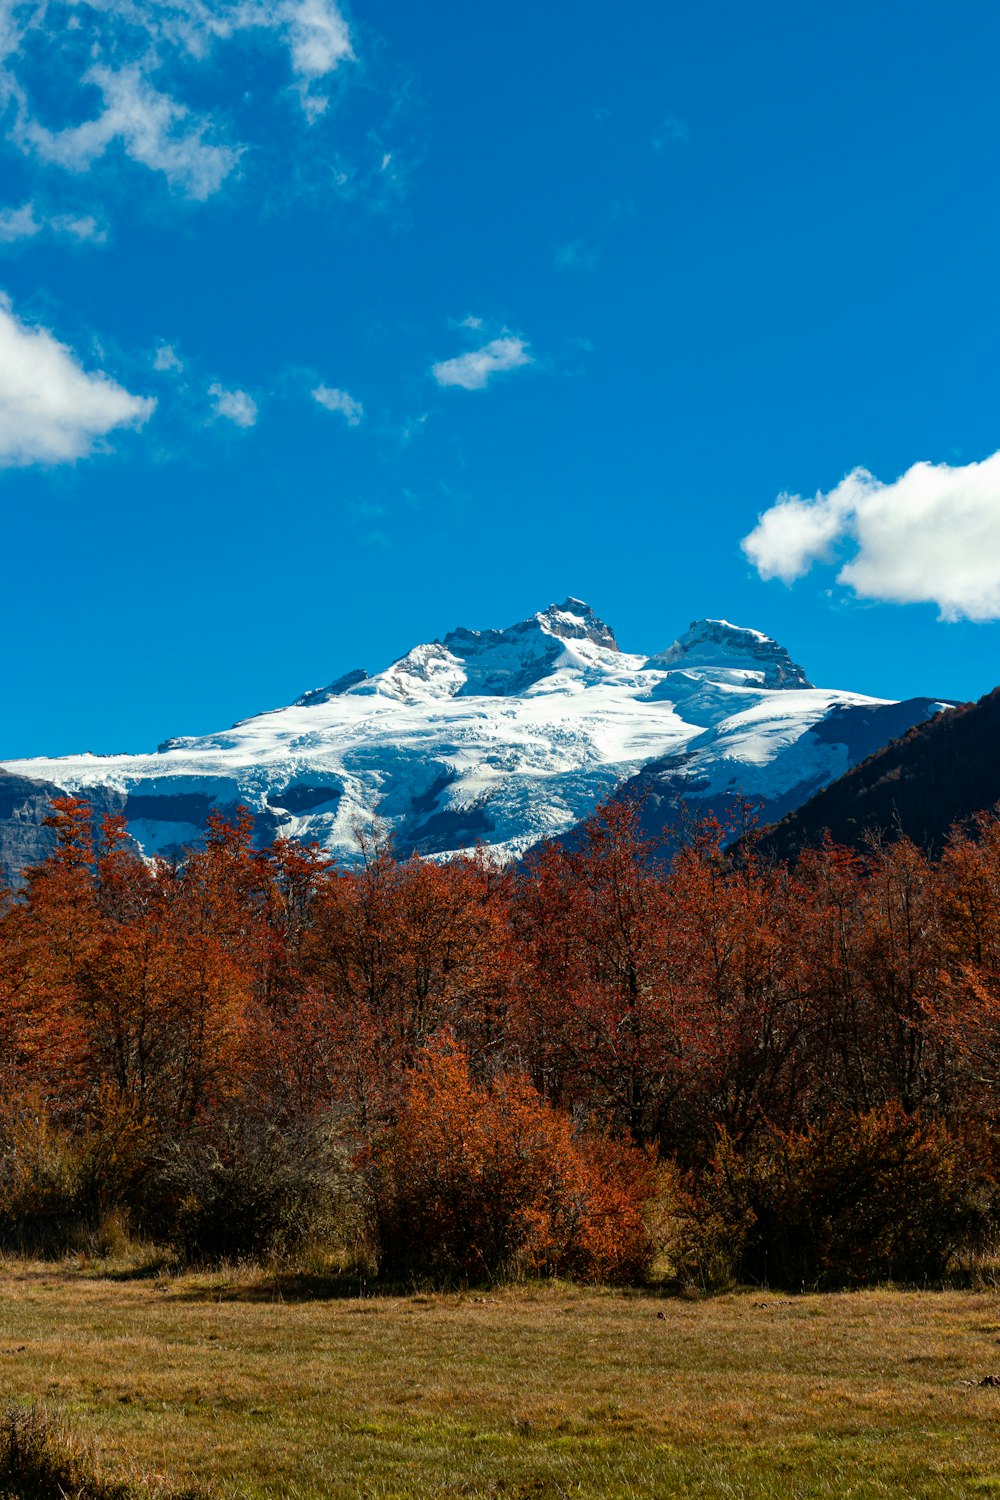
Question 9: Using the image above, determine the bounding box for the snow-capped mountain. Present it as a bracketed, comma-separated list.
[0, 600, 950, 876]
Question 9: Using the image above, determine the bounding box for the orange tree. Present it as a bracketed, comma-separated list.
[370, 1031, 659, 1284]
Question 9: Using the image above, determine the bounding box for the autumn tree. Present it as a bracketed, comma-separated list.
[371, 1032, 658, 1283]
[510, 798, 694, 1145]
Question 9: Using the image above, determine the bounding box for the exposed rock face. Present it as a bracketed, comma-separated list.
[0, 601, 950, 874]
[360, 598, 622, 703]
[294, 669, 369, 708]
[0, 770, 130, 885]
[0, 769, 62, 882]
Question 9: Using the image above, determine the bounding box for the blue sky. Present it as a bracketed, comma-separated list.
[3, 0, 1000, 757]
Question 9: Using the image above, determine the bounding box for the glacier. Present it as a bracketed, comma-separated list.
[0, 599, 949, 875]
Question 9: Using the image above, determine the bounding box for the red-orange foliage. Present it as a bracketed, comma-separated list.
[511, 800, 693, 1143]
[4, 790, 1000, 1280]
[371, 1033, 658, 1283]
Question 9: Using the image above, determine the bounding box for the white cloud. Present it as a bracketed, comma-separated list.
[283, 0, 353, 79]
[741, 450, 1000, 622]
[51, 212, 105, 242]
[0, 2, 357, 81]
[432, 336, 532, 392]
[21, 64, 239, 200]
[153, 342, 184, 372]
[279, 0, 354, 116]
[0, 202, 104, 242]
[312, 383, 362, 425]
[0, 292, 154, 465]
[0, 203, 38, 241]
[209, 382, 257, 426]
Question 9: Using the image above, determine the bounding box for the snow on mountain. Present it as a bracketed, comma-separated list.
[0, 600, 948, 872]
[645, 617, 812, 690]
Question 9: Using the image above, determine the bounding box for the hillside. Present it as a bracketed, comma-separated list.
[751, 686, 1000, 860]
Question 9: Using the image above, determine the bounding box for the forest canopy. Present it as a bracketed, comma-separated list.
[1, 797, 999, 1287]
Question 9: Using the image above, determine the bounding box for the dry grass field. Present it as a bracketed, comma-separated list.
[2, 1261, 1000, 1497]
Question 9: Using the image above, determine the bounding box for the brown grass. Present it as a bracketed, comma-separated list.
[1, 1259, 1000, 1496]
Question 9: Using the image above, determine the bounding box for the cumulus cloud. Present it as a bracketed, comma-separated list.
[209, 382, 257, 426]
[312, 383, 362, 425]
[21, 64, 239, 200]
[0, 292, 153, 465]
[431, 335, 532, 392]
[741, 450, 1000, 622]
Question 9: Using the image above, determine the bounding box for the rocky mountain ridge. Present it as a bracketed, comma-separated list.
[0, 599, 951, 878]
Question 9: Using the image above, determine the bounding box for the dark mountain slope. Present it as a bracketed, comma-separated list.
[751, 687, 1000, 861]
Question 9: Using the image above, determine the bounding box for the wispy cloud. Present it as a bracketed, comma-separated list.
[0, 292, 153, 465]
[153, 343, 184, 373]
[553, 239, 601, 272]
[19, 64, 240, 201]
[209, 382, 258, 427]
[312, 383, 363, 425]
[52, 212, 104, 242]
[0, 0, 357, 208]
[0, 202, 104, 243]
[741, 450, 1000, 622]
[652, 116, 689, 150]
[284, 0, 354, 114]
[431, 335, 532, 392]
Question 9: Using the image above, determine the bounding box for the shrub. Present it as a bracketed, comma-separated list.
[676, 1106, 995, 1289]
[72, 1086, 158, 1224]
[0, 1089, 156, 1257]
[144, 1110, 359, 1265]
[369, 1034, 659, 1285]
[0, 1089, 364, 1267]
[0, 1097, 81, 1254]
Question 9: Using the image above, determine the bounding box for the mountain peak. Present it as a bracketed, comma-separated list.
[292, 606, 804, 712]
[420, 597, 619, 697]
[442, 597, 617, 657]
[534, 598, 619, 650]
[647, 618, 813, 689]
[5, 596, 948, 881]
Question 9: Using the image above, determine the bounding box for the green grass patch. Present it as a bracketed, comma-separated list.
[2, 1264, 1000, 1496]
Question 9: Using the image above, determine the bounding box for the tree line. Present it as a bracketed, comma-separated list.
[1, 795, 1000, 1286]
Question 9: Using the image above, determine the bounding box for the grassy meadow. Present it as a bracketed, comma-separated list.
[2, 1263, 1000, 1498]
